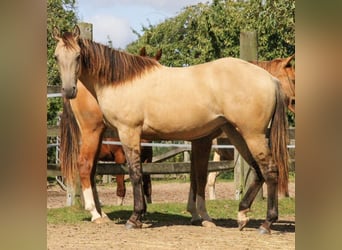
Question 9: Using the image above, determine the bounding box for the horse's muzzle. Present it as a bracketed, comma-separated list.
[62, 86, 77, 99]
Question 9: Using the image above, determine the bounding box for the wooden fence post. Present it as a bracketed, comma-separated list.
[78, 22, 93, 40]
[65, 22, 93, 207]
[235, 31, 263, 201]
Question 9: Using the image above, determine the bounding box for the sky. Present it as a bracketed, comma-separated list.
[76, 0, 212, 49]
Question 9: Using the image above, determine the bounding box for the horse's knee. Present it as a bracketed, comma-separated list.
[263, 164, 279, 184]
[78, 158, 92, 178]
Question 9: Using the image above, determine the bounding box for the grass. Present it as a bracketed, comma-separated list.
[47, 197, 295, 226]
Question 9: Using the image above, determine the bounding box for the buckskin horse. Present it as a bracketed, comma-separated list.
[59, 47, 160, 208]
[208, 54, 295, 200]
[54, 26, 288, 234]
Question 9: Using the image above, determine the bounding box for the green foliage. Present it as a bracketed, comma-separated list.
[217, 170, 235, 181]
[127, 0, 295, 63]
[126, 0, 295, 124]
[47, 0, 78, 125]
[47, 0, 78, 163]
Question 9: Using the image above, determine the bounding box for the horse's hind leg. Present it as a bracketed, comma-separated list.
[187, 136, 216, 227]
[237, 161, 265, 231]
[243, 135, 279, 234]
[221, 125, 265, 230]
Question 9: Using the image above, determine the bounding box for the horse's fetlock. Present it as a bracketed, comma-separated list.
[267, 209, 278, 222]
[239, 201, 250, 211]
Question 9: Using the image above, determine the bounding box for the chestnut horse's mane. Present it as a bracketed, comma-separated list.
[61, 32, 160, 85]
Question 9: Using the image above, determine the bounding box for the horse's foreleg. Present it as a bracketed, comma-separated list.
[187, 181, 200, 224]
[120, 131, 145, 229]
[188, 137, 215, 227]
[78, 132, 108, 223]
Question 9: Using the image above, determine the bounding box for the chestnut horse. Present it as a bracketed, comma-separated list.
[208, 55, 295, 199]
[59, 47, 160, 207]
[54, 26, 288, 234]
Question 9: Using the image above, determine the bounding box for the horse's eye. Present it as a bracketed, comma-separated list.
[54, 55, 58, 61]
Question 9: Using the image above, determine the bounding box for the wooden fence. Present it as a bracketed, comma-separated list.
[47, 122, 295, 177]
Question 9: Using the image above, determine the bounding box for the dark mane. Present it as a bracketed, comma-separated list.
[78, 38, 160, 85]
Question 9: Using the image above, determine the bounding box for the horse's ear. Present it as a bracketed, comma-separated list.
[53, 27, 61, 40]
[139, 47, 147, 57]
[283, 54, 295, 67]
[73, 25, 81, 40]
[155, 49, 162, 61]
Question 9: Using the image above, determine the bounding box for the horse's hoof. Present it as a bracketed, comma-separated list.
[117, 197, 124, 206]
[125, 220, 142, 229]
[237, 220, 248, 231]
[145, 196, 152, 204]
[190, 219, 202, 226]
[92, 216, 111, 224]
[202, 220, 216, 228]
[258, 225, 271, 234]
[237, 209, 250, 231]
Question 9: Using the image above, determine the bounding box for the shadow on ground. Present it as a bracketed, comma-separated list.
[105, 210, 295, 233]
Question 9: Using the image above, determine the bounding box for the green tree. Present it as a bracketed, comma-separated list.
[47, 0, 78, 163]
[47, 0, 78, 126]
[127, 0, 294, 64]
[126, 0, 295, 124]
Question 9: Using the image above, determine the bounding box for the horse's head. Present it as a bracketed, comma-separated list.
[53, 26, 81, 99]
[277, 54, 295, 113]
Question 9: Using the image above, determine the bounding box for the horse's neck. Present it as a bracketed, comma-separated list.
[255, 61, 272, 71]
[78, 74, 98, 101]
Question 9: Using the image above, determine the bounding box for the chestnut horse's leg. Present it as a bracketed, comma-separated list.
[187, 136, 216, 227]
[115, 174, 126, 205]
[78, 128, 109, 223]
[113, 147, 126, 205]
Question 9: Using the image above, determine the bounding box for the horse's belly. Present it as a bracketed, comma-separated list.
[141, 116, 226, 140]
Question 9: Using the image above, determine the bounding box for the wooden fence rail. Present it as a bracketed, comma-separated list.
[47, 160, 235, 177]
[47, 124, 295, 177]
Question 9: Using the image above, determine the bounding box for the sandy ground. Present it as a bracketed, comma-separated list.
[47, 179, 295, 250]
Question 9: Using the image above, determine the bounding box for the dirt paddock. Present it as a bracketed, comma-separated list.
[47, 180, 295, 249]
